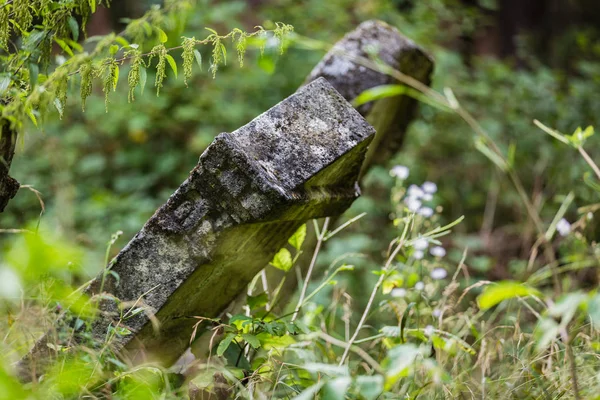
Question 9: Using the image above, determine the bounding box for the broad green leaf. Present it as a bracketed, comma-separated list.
[477, 281, 541, 310]
[28, 63, 39, 88]
[247, 292, 268, 310]
[109, 44, 119, 56]
[115, 36, 130, 47]
[270, 248, 292, 271]
[288, 224, 306, 250]
[355, 375, 384, 400]
[165, 54, 177, 78]
[321, 377, 351, 400]
[68, 17, 79, 41]
[156, 28, 168, 43]
[242, 333, 260, 349]
[217, 333, 235, 356]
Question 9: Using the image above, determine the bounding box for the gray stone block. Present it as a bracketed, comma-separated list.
[306, 20, 433, 169]
[19, 77, 374, 375]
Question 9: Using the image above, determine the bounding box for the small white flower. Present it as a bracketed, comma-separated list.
[407, 184, 425, 199]
[390, 165, 409, 180]
[587, 212, 594, 220]
[430, 246, 446, 257]
[421, 193, 433, 201]
[432, 308, 442, 318]
[414, 250, 424, 260]
[415, 281, 424, 290]
[418, 207, 434, 217]
[424, 325, 434, 337]
[413, 238, 429, 250]
[391, 288, 407, 298]
[422, 181, 437, 194]
[556, 218, 571, 237]
[406, 197, 422, 213]
[430, 268, 448, 280]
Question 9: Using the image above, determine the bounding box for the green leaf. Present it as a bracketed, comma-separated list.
[382, 344, 420, 388]
[26, 108, 38, 127]
[477, 281, 541, 310]
[242, 333, 260, 349]
[353, 84, 450, 111]
[28, 63, 39, 89]
[588, 294, 600, 329]
[220, 43, 227, 65]
[0, 76, 10, 95]
[115, 36, 130, 47]
[303, 363, 349, 377]
[288, 224, 306, 250]
[89, 0, 96, 13]
[54, 38, 74, 57]
[165, 54, 177, 78]
[68, 17, 79, 42]
[355, 375, 384, 400]
[193, 49, 203, 70]
[139, 66, 147, 95]
[113, 65, 119, 90]
[109, 44, 119, 56]
[270, 248, 292, 271]
[156, 28, 168, 43]
[353, 84, 407, 106]
[321, 377, 351, 400]
[247, 292, 268, 310]
[205, 27, 218, 36]
[217, 333, 235, 357]
[292, 382, 324, 400]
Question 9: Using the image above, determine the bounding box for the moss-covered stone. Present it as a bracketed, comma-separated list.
[20, 78, 374, 374]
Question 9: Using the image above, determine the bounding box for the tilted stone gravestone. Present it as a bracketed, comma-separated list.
[256, 20, 434, 317]
[305, 20, 433, 173]
[18, 78, 375, 377]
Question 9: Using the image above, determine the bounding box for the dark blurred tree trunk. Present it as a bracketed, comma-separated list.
[0, 120, 19, 212]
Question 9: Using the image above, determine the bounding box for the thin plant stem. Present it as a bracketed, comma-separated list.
[578, 146, 600, 181]
[339, 221, 411, 365]
[291, 217, 330, 322]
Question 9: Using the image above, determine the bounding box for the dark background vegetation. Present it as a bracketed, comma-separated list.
[4, 0, 600, 283]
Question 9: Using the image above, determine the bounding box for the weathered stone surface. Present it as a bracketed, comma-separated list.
[19, 78, 374, 375]
[305, 20, 433, 170]
[256, 21, 434, 319]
